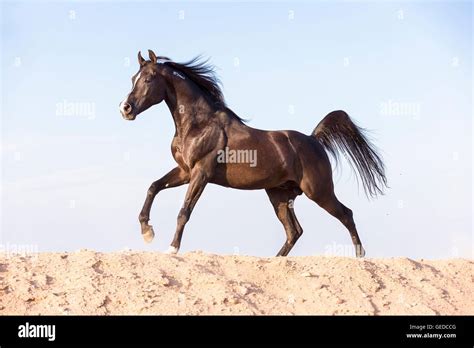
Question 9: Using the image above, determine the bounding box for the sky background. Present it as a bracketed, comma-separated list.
[1, 0, 472, 259]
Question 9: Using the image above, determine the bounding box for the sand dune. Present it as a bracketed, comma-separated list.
[0, 250, 472, 315]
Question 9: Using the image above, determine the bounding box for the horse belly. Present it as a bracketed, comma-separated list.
[212, 162, 285, 189]
[210, 128, 301, 189]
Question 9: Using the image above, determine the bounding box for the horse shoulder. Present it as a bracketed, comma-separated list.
[183, 121, 226, 170]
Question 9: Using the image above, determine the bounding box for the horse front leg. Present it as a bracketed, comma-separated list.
[138, 167, 189, 243]
[166, 167, 209, 254]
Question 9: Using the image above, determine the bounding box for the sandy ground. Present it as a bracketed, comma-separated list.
[0, 250, 472, 315]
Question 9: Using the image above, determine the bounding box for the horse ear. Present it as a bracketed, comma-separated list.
[148, 49, 157, 64]
[138, 51, 146, 66]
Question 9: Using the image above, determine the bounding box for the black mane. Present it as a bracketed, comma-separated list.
[158, 56, 246, 123]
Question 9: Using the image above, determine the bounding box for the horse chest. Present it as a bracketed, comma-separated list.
[171, 137, 187, 168]
[170, 138, 196, 169]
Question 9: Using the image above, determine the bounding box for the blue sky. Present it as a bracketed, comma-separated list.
[1, 0, 472, 258]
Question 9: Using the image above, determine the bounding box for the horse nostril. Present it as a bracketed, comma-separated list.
[123, 103, 132, 113]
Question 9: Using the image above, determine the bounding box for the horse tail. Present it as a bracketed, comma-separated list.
[312, 110, 387, 197]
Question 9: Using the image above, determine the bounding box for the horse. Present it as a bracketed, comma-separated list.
[119, 50, 387, 257]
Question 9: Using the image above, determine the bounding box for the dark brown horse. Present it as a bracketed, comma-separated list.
[120, 50, 387, 257]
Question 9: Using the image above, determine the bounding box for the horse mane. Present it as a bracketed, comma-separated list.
[157, 55, 246, 124]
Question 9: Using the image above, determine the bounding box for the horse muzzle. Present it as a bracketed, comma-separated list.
[119, 101, 136, 120]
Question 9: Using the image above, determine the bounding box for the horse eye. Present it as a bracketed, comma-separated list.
[145, 77, 152, 83]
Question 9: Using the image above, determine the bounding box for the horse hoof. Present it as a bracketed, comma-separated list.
[356, 246, 366, 258]
[142, 226, 155, 243]
[165, 246, 178, 254]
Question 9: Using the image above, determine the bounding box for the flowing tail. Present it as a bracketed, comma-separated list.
[312, 110, 387, 197]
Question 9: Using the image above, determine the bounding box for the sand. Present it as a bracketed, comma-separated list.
[0, 250, 472, 315]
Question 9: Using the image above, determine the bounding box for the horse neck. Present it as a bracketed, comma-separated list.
[163, 72, 214, 137]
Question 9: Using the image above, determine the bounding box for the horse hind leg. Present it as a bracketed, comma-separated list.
[335, 201, 366, 257]
[266, 187, 303, 257]
[303, 183, 366, 257]
[323, 196, 365, 257]
[288, 198, 303, 237]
